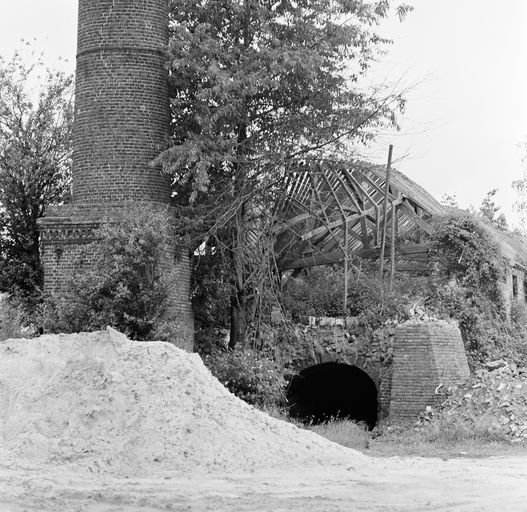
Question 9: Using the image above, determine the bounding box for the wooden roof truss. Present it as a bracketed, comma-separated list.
[274, 162, 446, 273]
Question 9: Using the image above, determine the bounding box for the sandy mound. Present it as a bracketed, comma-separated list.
[0, 328, 361, 477]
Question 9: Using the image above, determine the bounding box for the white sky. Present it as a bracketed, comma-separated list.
[1, 0, 526, 225]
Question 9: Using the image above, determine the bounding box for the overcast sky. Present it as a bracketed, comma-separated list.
[1, 0, 526, 225]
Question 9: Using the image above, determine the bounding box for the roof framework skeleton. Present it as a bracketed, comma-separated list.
[274, 162, 446, 273]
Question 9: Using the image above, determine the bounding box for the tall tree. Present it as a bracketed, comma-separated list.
[158, 0, 411, 347]
[513, 138, 527, 232]
[479, 189, 507, 231]
[0, 51, 73, 303]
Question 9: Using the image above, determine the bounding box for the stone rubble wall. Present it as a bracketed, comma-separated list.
[272, 316, 469, 422]
[273, 316, 396, 418]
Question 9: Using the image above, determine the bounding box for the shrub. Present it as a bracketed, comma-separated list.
[203, 349, 287, 408]
[49, 206, 179, 340]
[425, 215, 513, 366]
[0, 295, 26, 341]
[430, 215, 506, 309]
[281, 264, 408, 327]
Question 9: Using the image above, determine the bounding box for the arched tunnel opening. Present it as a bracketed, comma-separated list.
[286, 362, 378, 429]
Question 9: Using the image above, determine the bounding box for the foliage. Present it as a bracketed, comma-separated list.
[48, 207, 178, 340]
[513, 137, 527, 232]
[425, 215, 510, 365]
[160, 0, 408, 196]
[0, 295, 27, 341]
[282, 266, 348, 318]
[0, 49, 73, 304]
[281, 264, 408, 326]
[159, 0, 411, 347]
[192, 251, 234, 333]
[479, 189, 508, 231]
[430, 215, 506, 308]
[203, 349, 287, 408]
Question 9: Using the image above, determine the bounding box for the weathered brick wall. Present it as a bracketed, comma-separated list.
[274, 317, 469, 422]
[389, 320, 470, 423]
[38, 0, 194, 349]
[39, 216, 99, 295]
[39, 205, 194, 350]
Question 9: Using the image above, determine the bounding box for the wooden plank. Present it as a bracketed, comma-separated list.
[400, 200, 434, 235]
[356, 169, 397, 202]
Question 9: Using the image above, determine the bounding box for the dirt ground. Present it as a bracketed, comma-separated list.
[2, 330, 527, 511]
[2, 454, 527, 512]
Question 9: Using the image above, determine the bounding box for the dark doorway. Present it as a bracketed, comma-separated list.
[287, 362, 378, 429]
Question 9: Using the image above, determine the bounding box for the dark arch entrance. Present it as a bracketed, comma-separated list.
[287, 362, 378, 429]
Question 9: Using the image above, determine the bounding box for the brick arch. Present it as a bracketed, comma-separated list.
[287, 361, 379, 429]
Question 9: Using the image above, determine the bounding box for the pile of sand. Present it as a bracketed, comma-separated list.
[0, 328, 360, 477]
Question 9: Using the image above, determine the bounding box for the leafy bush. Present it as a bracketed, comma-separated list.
[203, 349, 287, 408]
[0, 295, 26, 341]
[281, 266, 347, 318]
[49, 206, 178, 340]
[425, 215, 512, 365]
[430, 215, 507, 308]
[281, 265, 408, 327]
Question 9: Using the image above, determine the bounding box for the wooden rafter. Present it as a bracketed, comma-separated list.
[274, 162, 446, 273]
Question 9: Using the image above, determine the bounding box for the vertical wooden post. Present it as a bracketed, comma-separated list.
[389, 202, 396, 292]
[379, 145, 393, 287]
[343, 216, 349, 316]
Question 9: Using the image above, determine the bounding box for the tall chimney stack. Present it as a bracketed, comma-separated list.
[38, 0, 194, 348]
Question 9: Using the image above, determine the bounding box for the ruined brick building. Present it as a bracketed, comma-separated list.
[38, 0, 193, 349]
[35, 0, 481, 425]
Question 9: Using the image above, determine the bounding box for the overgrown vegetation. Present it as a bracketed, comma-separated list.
[425, 214, 527, 368]
[303, 417, 522, 458]
[0, 50, 73, 308]
[0, 295, 27, 341]
[425, 215, 504, 361]
[281, 264, 414, 325]
[203, 349, 287, 408]
[46, 207, 180, 341]
[161, 0, 412, 348]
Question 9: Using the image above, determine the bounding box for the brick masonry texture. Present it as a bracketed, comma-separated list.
[38, 0, 194, 349]
[273, 318, 470, 423]
[73, 0, 171, 203]
[389, 320, 470, 423]
[271, 318, 395, 418]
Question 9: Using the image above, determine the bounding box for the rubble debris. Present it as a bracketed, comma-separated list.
[418, 362, 527, 441]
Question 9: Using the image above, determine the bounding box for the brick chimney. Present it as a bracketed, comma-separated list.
[38, 0, 194, 349]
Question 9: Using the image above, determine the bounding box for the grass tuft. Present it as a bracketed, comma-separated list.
[309, 419, 370, 450]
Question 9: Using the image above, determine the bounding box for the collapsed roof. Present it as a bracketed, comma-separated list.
[274, 162, 446, 273]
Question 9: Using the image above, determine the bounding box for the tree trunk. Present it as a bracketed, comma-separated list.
[229, 288, 246, 349]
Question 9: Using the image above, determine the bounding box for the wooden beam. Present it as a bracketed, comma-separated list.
[280, 251, 345, 270]
[278, 242, 431, 270]
[400, 200, 434, 235]
[355, 169, 397, 203]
